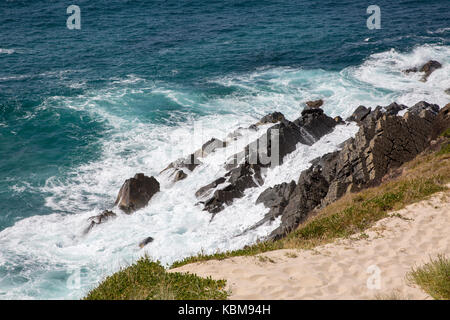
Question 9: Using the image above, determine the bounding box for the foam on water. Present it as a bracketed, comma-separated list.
[0, 44, 449, 299]
[0, 48, 15, 55]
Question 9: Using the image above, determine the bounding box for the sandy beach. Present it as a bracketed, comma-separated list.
[172, 190, 450, 300]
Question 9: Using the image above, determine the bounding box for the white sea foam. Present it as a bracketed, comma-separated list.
[0, 44, 449, 300]
[0, 48, 15, 55]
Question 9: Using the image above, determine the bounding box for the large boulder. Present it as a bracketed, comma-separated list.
[115, 173, 160, 213]
[139, 237, 154, 248]
[271, 166, 330, 238]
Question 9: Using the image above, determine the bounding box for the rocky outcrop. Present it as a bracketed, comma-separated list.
[161, 138, 226, 183]
[84, 210, 117, 234]
[198, 109, 337, 216]
[433, 103, 450, 139]
[384, 102, 407, 115]
[250, 101, 445, 240]
[203, 163, 264, 215]
[305, 99, 324, 109]
[405, 60, 442, 81]
[256, 112, 285, 126]
[161, 153, 202, 174]
[115, 173, 160, 213]
[194, 138, 227, 158]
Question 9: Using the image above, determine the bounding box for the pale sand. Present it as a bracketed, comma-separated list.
[171, 191, 449, 299]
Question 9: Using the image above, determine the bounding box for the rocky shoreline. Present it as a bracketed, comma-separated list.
[84, 60, 449, 248]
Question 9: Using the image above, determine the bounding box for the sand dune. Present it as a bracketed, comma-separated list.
[171, 191, 449, 299]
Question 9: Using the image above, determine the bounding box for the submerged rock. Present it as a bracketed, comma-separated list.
[405, 60, 442, 81]
[115, 173, 160, 214]
[261, 101, 443, 240]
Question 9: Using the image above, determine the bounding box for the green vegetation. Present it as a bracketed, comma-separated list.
[84, 257, 229, 300]
[407, 255, 450, 300]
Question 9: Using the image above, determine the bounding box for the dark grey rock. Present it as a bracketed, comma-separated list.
[420, 60, 442, 81]
[257, 112, 285, 125]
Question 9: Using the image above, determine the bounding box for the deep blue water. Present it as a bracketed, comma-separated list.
[0, 0, 449, 299]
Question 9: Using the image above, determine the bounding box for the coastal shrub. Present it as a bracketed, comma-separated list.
[84, 257, 228, 300]
[406, 255, 450, 300]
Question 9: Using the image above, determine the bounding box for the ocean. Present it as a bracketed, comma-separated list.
[0, 0, 449, 299]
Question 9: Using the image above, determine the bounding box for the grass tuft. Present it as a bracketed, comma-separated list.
[406, 255, 450, 300]
[84, 257, 229, 300]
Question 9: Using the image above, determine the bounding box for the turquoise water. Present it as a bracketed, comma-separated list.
[0, 0, 449, 299]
